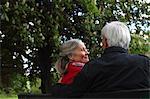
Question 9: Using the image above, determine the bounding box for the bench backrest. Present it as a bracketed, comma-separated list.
[83, 88, 150, 98]
[18, 88, 150, 99]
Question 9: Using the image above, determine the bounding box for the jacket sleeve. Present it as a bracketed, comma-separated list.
[50, 64, 91, 98]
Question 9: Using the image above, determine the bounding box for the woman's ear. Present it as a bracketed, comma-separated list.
[68, 54, 73, 60]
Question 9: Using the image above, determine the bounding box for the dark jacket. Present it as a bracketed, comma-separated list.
[51, 47, 150, 97]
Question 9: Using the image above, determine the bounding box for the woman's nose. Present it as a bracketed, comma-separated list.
[87, 51, 90, 55]
[85, 49, 90, 54]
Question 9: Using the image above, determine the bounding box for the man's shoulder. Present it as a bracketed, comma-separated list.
[82, 58, 104, 77]
[87, 54, 149, 66]
[129, 54, 149, 60]
[127, 54, 149, 66]
[137, 54, 150, 64]
[85, 57, 103, 67]
[138, 54, 149, 59]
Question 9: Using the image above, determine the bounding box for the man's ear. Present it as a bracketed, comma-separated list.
[102, 37, 109, 49]
[105, 38, 109, 48]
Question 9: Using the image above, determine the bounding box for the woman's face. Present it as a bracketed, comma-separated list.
[69, 43, 89, 63]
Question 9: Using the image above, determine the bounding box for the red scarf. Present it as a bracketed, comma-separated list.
[60, 62, 85, 84]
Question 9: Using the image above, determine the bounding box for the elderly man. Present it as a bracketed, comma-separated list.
[50, 21, 150, 98]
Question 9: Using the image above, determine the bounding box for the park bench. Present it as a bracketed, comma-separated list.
[18, 88, 150, 99]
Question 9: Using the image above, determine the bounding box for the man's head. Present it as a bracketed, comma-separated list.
[101, 21, 131, 49]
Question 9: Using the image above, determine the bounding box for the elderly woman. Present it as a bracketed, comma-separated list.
[55, 39, 89, 85]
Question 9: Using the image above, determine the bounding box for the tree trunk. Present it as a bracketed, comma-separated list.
[0, 69, 1, 87]
[0, 44, 2, 87]
[38, 46, 52, 93]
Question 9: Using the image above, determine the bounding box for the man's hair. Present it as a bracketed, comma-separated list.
[101, 21, 131, 49]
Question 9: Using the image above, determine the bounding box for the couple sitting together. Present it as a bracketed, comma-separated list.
[51, 21, 150, 98]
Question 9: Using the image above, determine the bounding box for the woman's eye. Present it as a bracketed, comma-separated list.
[81, 48, 87, 51]
[81, 49, 84, 51]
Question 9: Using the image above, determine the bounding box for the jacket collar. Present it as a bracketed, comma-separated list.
[103, 46, 128, 55]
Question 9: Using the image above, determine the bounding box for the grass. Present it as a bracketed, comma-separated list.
[0, 95, 18, 99]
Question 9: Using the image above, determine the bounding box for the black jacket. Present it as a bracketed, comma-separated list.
[51, 47, 150, 97]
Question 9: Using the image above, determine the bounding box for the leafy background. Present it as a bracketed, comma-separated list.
[0, 0, 150, 96]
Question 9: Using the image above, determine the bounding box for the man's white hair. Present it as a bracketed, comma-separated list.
[101, 21, 131, 49]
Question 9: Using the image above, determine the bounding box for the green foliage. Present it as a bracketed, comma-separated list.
[29, 78, 41, 94]
[0, 95, 17, 99]
[1, 0, 150, 94]
[0, 74, 28, 94]
[0, 73, 41, 94]
[11, 74, 30, 94]
[129, 33, 150, 55]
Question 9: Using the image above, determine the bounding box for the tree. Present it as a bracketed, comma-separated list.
[96, 0, 150, 54]
[1, 0, 149, 94]
[1, 0, 100, 93]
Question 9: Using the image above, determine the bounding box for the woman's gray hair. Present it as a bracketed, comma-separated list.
[101, 21, 131, 49]
[55, 39, 84, 75]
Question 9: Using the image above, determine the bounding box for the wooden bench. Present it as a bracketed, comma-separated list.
[83, 88, 150, 98]
[18, 94, 54, 99]
[18, 88, 150, 99]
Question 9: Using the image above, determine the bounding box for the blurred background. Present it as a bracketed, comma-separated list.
[0, 0, 150, 98]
